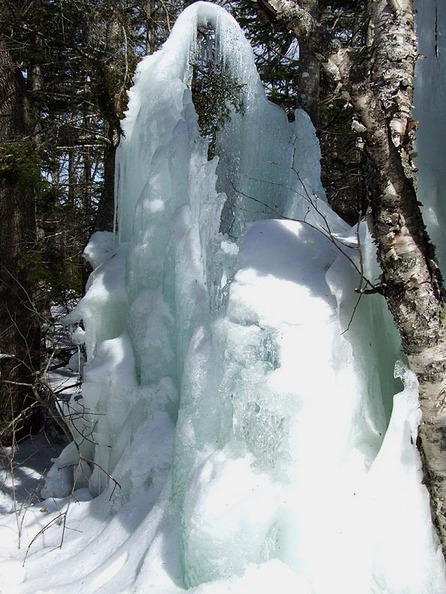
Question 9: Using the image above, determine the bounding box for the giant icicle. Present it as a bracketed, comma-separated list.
[20, 3, 446, 592]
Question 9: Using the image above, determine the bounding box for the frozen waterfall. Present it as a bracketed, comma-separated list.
[4, 2, 446, 593]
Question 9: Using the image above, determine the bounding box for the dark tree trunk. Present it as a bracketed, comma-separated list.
[0, 40, 41, 444]
[93, 17, 124, 233]
[94, 123, 118, 232]
[257, 0, 446, 556]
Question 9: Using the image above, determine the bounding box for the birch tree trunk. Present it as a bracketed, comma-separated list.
[258, 0, 446, 556]
[358, 0, 446, 556]
[294, 0, 320, 122]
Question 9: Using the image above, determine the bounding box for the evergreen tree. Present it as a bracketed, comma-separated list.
[0, 37, 41, 443]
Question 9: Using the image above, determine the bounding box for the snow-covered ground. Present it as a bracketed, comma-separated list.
[0, 434, 58, 515]
[1, 2, 446, 592]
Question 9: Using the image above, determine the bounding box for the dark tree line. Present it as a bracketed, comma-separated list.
[0, 36, 41, 442]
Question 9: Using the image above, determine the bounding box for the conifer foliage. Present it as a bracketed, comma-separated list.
[0, 0, 181, 443]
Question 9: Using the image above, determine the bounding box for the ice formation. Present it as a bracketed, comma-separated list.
[2, 2, 446, 593]
[414, 0, 446, 271]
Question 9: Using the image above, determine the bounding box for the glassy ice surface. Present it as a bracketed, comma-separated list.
[414, 0, 446, 273]
[1, 3, 446, 593]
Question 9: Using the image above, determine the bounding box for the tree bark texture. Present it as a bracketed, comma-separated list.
[93, 16, 124, 232]
[295, 0, 320, 121]
[258, 0, 446, 556]
[359, 0, 446, 556]
[0, 39, 41, 444]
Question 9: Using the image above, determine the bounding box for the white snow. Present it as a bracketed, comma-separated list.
[1, 2, 446, 593]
